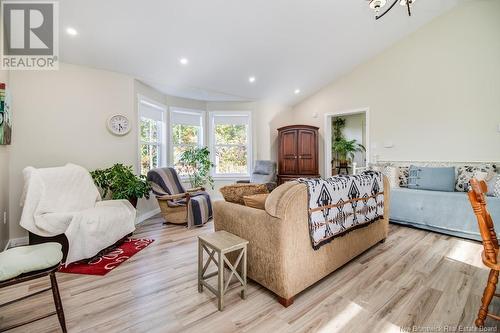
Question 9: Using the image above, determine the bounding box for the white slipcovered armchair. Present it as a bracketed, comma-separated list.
[20, 163, 136, 264]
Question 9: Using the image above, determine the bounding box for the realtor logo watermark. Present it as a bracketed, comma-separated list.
[1, 1, 59, 70]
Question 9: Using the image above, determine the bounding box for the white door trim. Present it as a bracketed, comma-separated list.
[324, 107, 370, 178]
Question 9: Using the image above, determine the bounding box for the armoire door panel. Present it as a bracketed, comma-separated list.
[297, 129, 317, 175]
[279, 130, 298, 174]
[277, 125, 318, 180]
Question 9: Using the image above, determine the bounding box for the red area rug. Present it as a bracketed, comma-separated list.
[59, 238, 154, 276]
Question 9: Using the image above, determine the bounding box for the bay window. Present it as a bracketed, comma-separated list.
[209, 112, 252, 177]
[138, 99, 166, 175]
[170, 108, 204, 174]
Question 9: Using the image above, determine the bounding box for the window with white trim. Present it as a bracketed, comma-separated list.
[170, 108, 204, 175]
[138, 99, 166, 176]
[209, 112, 252, 177]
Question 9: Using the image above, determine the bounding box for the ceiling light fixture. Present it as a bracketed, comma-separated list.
[294, 89, 301, 95]
[368, 0, 416, 20]
[248, 76, 256, 83]
[66, 27, 78, 36]
[179, 57, 189, 65]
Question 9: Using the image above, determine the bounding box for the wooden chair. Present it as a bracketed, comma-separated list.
[155, 187, 206, 224]
[147, 167, 212, 226]
[468, 178, 500, 326]
[0, 265, 66, 332]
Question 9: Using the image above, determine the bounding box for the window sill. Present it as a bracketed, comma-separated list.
[212, 175, 250, 181]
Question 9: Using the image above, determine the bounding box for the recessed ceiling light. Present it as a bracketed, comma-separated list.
[66, 27, 78, 36]
[294, 89, 301, 94]
[179, 57, 189, 65]
[248, 76, 256, 83]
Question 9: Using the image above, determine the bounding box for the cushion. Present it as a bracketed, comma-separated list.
[250, 173, 275, 184]
[398, 166, 410, 188]
[253, 160, 275, 175]
[220, 184, 269, 205]
[487, 174, 500, 197]
[371, 165, 399, 188]
[407, 166, 455, 192]
[456, 164, 497, 192]
[0, 243, 63, 282]
[243, 193, 269, 210]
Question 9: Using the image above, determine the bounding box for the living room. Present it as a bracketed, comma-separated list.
[0, 0, 499, 332]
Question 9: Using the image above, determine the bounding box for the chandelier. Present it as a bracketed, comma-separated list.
[368, 0, 416, 20]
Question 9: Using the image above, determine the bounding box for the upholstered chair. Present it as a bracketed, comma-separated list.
[237, 160, 277, 191]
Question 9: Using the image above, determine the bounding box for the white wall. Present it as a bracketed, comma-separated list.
[0, 70, 10, 249]
[289, 0, 500, 176]
[8, 63, 137, 239]
[253, 102, 292, 161]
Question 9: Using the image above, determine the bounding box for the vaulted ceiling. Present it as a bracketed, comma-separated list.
[59, 0, 465, 104]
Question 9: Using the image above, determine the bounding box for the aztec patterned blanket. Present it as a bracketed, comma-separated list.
[297, 171, 384, 250]
[147, 167, 212, 228]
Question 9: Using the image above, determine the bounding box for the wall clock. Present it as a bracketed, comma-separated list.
[107, 114, 131, 136]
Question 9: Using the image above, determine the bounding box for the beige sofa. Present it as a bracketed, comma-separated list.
[213, 177, 390, 306]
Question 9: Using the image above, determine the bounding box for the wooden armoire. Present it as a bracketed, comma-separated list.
[277, 125, 320, 184]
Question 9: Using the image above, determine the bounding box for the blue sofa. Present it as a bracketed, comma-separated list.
[390, 188, 500, 241]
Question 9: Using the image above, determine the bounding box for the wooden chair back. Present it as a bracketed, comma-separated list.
[468, 178, 499, 264]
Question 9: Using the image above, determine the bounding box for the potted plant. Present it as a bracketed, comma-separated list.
[179, 146, 215, 189]
[90, 164, 151, 208]
[332, 138, 366, 167]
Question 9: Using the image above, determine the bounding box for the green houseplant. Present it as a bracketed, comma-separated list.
[332, 117, 346, 143]
[90, 164, 151, 207]
[332, 138, 366, 167]
[179, 146, 215, 189]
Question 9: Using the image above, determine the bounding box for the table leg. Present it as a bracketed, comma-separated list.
[241, 246, 247, 300]
[218, 251, 224, 311]
[198, 240, 203, 293]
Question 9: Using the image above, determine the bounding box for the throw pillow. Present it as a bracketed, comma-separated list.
[220, 184, 269, 205]
[398, 166, 409, 188]
[243, 193, 269, 210]
[407, 166, 456, 192]
[487, 175, 500, 197]
[456, 164, 497, 192]
[473, 170, 496, 182]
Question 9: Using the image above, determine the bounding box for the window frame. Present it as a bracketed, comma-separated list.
[208, 111, 252, 179]
[137, 95, 167, 175]
[169, 107, 205, 171]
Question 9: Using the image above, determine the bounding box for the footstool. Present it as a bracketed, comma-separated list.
[198, 231, 248, 311]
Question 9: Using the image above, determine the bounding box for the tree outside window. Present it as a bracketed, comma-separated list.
[170, 109, 204, 175]
[214, 124, 248, 174]
[210, 112, 251, 176]
[140, 117, 162, 176]
[172, 124, 201, 175]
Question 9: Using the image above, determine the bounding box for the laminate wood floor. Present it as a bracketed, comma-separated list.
[1, 218, 499, 333]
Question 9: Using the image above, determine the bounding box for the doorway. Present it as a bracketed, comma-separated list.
[324, 108, 369, 177]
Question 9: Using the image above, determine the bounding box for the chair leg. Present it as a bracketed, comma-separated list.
[50, 272, 67, 333]
[476, 269, 499, 327]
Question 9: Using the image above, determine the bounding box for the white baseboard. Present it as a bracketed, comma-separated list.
[3, 210, 160, 250]
[2, 211, 160, 250]
[5, 236, 29, 250]
[136, 208, 161, 224]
